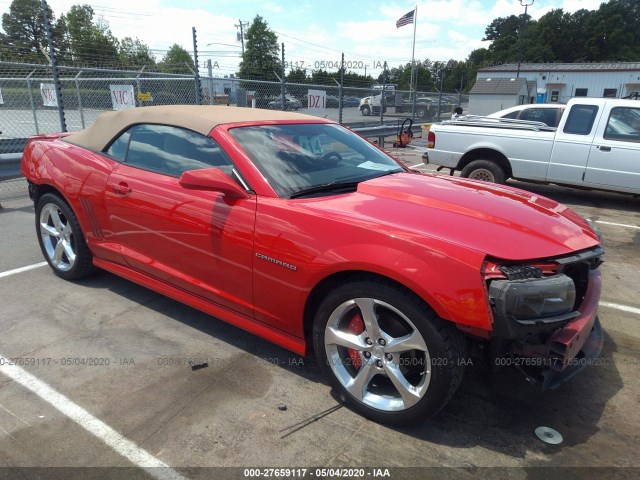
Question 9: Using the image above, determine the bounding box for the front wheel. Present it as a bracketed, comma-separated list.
[361, 105, 371, 116]
[313, 279, 466, 425]
[461, 159, 507, 184]
[35, 193, 95, 280]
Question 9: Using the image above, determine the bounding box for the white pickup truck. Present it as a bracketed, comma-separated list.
[423, 98, 640, 196]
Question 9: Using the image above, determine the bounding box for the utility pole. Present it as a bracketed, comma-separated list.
[380, 61, 387, 127]
[517, 0, 534, 79]
[235, 20, 249, 56]
[437, 68, 446, 121]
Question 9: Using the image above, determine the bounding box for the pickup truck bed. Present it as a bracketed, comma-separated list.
[424, 98, 640, 196]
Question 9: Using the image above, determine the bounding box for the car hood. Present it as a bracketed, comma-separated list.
[306, 173, 599, 260]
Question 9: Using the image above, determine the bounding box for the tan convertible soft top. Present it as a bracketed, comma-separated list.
[65, 105, 325, 152]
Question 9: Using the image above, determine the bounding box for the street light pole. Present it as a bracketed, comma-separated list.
[517, 0, 534, 79]
[437, 68, 445, 121]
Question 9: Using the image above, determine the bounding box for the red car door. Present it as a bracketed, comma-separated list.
[103, 124, 256, 317]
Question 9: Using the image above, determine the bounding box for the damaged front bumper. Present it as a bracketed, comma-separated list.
[532, 270, 603, 389]
[487, 247, 604, 390]
[515, 270, 603, 389]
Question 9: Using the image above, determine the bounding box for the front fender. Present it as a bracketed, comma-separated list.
[253, 198, 493, 341]
[308, 241, 491, 332]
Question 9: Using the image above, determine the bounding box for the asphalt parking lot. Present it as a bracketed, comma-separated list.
[0, 155, 639, 479]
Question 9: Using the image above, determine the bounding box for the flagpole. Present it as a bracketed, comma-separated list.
[410, 5, 417, 109]
[409, 5, 418, 117]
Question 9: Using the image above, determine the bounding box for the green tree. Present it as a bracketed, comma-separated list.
[583, 1, 639, 60]
[0, 0, 61, 62]
[159, 44, 194, 74]
[64, 4, 119, 65]
[476, 0, 640, 65]
[467, 47, 489, 67]
[310, 68, 335, 85]
[286, 67, 308, 83]
[238, 15, 280, 81]
[119, 37, 155, 68]
[483, 14, 521, 63]
[342, 70, 374, 89]
[567, 9, 596, 62]
[531, 9, 568, 62]
[376, 61, 437, 91]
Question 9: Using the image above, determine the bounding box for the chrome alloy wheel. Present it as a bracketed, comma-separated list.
[39, 203, 76, 272]
[324, 298, 431, 412]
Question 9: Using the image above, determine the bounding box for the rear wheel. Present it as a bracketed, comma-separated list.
[461, 159, 507, 184]
[35, 193, 94, 280]
[313, 279, 466, 425]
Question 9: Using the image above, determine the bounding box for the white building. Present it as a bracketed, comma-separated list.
[476, 62, 640, 104]
[467, 77, 536, 115]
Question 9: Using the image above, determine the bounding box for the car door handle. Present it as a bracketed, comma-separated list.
[596, 145, 611, 152]
[112, 182, 132, 195]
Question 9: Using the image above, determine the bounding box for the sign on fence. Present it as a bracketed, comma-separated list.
[307, 89, 327, 115]
[110, 85, 136, 110]
[40, 83, 58, 107]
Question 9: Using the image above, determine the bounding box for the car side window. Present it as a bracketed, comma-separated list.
[125, 124, 234, 177]
[520, 109, 546, 123]
[501, 112, 519, 119]
[105, 128, 132, 161]
[545, 109, 562, 128]
[563, 105, 599, 135]
[518, 108, 561, 127]
[604, 107, 640, 143]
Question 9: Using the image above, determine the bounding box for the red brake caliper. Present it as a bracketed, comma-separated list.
[347, 312, 364, 370]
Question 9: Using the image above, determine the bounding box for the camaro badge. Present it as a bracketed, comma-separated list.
[255, 252, 297, 271]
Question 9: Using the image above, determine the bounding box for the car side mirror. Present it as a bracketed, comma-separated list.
[179, 168, 250, 199]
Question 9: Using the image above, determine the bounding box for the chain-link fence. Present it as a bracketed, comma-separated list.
[1, 59, 468, 195]
[0, 61, 202, 137]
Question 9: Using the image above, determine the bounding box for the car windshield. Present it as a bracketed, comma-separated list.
[229, 123, 404, 198]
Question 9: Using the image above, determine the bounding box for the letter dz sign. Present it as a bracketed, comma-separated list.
[307, 89, 326, 114]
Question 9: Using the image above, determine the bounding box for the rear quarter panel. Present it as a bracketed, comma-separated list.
[21, 138, 117, 253]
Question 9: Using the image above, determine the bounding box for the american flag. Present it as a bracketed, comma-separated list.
[396, 10, 414, 28]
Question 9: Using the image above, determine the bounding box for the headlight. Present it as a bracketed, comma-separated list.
[489, 274, 576, 320]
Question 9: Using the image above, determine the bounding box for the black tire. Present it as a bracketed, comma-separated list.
[35, 193, 95, 280]
[461, 159, 507, 184]
[312, 279, 466, 425]
[416, 107, 427, 119]
[361, 105, 371, 116]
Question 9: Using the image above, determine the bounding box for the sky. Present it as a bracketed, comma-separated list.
[1, 0, 606, 77]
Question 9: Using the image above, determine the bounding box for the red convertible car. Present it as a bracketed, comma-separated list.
[22, 106, 604, 425]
